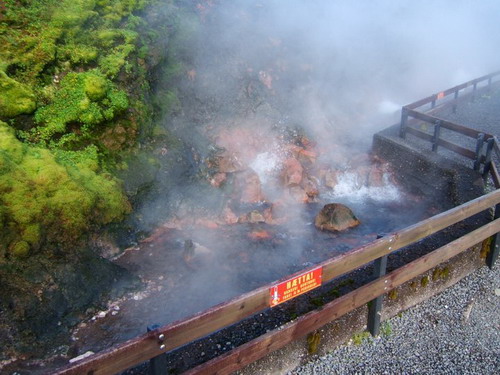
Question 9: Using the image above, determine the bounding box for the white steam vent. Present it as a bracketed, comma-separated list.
[377, 100, 401, 115]
[250, 152, 280, 184]
[325, 172, 401, 202]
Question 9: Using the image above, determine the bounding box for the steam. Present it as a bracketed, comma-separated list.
[324, 172, 401, 202]
[118, 0, 500, 330]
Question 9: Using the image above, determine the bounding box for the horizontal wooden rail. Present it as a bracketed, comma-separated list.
[405, 126, 476, 160]
[406, 71, 500, 110]
[54, 188, 500, 375]
[406, 108, 493, 139]
[185, 218, 500, 375]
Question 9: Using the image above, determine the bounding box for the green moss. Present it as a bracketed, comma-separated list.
[0, 120, 130, 249]
[388, 289, 398, 300]
[307, 331, 321, 354]
[421, 275, 429, 288]
[352, 331, 372, 346]
[440, 267, 450, 279]
[0, 71, 37, 118]
[10, 241, 30, 259]
[22, 224, 42, 249]
[32, 70, 128, 143]
[380, 321, 392, 336]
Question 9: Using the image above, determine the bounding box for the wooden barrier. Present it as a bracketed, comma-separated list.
[54, 188, 500, 375]
[185, 218, 500, 375]
[400, 72, 500, 182]
[406, 71, 500, 110]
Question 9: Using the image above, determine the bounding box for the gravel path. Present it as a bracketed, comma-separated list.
[290, 264, 499, 375]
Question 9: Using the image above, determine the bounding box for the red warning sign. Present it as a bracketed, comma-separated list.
[270, 266, 323, 307]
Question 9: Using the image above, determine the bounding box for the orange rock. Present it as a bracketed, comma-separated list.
[248, 230, 271, 240]
[247, 210, 266, 223]
[288, 186, 309, 203]
[367, 165, 385, 187]
[324, 169, 339, 189]
[222, 207, 239, 225]
[239, 170, 265, 203]
[217, 153, 245, 173]
[196, 219, 219, 229]
[282, 158, 303, 186]
[298, 149, 317, 164]
[302, 176, 320, 202]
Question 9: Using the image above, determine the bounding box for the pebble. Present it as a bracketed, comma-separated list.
[290, 265, 499, 374]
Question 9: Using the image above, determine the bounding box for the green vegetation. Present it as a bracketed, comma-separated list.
[421, 275, 430, 287]
[351, 331, 372, 346]
[0, 120, 130, 260]
[388, 289, 398, 300]
[307, 331, 321, 354]
[380, 321, 392, 336]
[0, 0, 199, 263]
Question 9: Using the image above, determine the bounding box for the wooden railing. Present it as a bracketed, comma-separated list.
[54, 75, 500, 375]
[399, 71, 500, 183]
[55, 189, 500, 375]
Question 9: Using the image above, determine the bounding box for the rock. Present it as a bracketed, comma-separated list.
[210, 172, 227, 187]
[302, 176, 320, 202]
[217, 153, 245, 173]
[247, 210, 266, 223]
[298, 149, 317, 165]
[248, 230, 272, 240]
[367, 164, 385, 187]
[282, 158, 303, 186]
[315, 203, 361, 232]
[288, 186, 308, 203]
[237, 170, 265, 203]
[221, 206, 239, 224]
[324, 169, 339, 189]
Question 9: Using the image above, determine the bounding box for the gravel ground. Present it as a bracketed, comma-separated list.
[290, 264, 500, 375]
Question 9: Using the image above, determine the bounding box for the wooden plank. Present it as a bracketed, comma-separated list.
[54, 189, 500, 375]
[406, 109, 491, 139]
[437, 139, 477, 160]
[405, 126, 433, 142]
[406, 125, 476, 159]
[491, 163, 500, 189]
[185, 218, 500, 375]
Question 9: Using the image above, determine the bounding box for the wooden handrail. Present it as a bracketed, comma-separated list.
[405, 108, 493, 139]
[54, 188, 500, 375]
[185, 217, 500, 375]
[405, 126, 477, 160]
[406, 71, 500, 110]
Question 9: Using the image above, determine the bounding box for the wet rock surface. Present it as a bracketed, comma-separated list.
[314, 203, 360, 232]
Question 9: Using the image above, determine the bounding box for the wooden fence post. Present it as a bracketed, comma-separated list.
[399, 107, 409, 139]
[487, 204, 500, 269]
[482, 138, 495, 180]
[453, 90, 459, 113]
[147, 324, 167, 375]
[432, 120, 441, 152]
[367, 235, 388, 337]
[474, 133, 485, 171]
